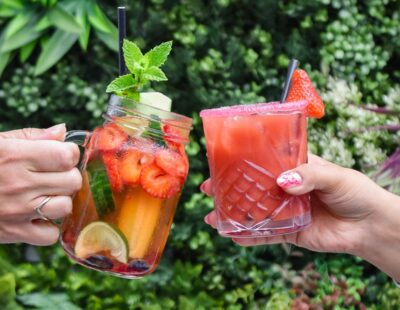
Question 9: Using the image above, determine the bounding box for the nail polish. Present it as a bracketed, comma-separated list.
[276, 171, 302, 188]
[200, 182, 206, 193]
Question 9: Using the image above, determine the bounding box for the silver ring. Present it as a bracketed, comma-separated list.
[34, 196, 52, 221]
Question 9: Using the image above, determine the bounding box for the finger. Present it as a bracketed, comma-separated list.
[32, 168, 82, 195]
[276, 161, 347, 196]
[204, 211, 217, 229]
[24, 221, 60, 246]
[10, 139, 80, 172]
[232, 233, 297, 247]
[32, 196, 73, 220]
[200, 179, 212, 196]
[0, 124, 66, 141]
[307, 153, 331, 165]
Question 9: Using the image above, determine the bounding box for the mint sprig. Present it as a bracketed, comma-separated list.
[106, 40, 172, 101]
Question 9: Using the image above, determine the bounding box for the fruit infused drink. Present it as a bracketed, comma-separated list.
[200, 101, 310, 237]
[61, 100, 192, 278]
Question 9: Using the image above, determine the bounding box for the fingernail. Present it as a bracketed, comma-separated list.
[277, 171, 302, 188]
[200, 182, 206, 193]
[204, 214, 210, 225]
[45, 123, 66, 135]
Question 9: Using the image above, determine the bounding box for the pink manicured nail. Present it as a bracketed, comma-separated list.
[204, 214, 210, 225]
[200, 182, 206, 193]
[276, 171, 302, 188]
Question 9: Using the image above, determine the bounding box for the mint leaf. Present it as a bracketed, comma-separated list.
[123, 39, 143, 73]
[143, 66, 167, 82]
[144, 41, 172, 67]
[89, 169, 114, 217]
[141, 114, 166, 147]
[106, 74, 135, 93]
[106, 39, 173, 99]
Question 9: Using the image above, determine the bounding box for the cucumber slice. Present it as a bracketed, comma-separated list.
[140, 92, 172, 111]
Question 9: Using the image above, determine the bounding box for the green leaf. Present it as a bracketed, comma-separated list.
[95, 29, 118, 52]
[0, 23, 41, 53]
[34, 29, 78, 75]
[18, 293, 80, 310]
[106, 74, 135, 93]
[76, 3, 90, 51]
[141, 115, 166, 147]
[3, 12, 31, 38]
[123, 39, 143, 73]
[39, 35, 49, 49]
[0, 52, 10, 77]
[87, 2, 113, 34]
[1, 0, 23, 10]
[0, 273, 22, 310]
[19, 40, 36, 62]
[34, 15, 52, 32]
[48, 4, 82, 34]
[0, 5, 17, 18]
[144, 41, 173, 67]
[142, 66, 168, 82]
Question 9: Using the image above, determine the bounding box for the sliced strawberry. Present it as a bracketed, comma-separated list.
[96, 123, 128, 153]
[155, 149, 188, 179]
[118, 149, 142, 186]
[162, 124, 182, 149]
[140, 164, 181, 199]
[286, 69, 325, 118]
[102, 152, 124, 193]
[85, 129, 98, 163]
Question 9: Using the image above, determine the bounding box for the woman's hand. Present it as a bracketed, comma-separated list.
[202, 154, 400, 279]
[0, 124, 82, 245]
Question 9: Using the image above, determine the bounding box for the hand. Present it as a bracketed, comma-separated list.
[201, 154, 400, 279]
[0, 124, 82, 245]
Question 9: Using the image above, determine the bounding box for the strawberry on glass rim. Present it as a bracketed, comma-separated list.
[286, 69, 325, 119]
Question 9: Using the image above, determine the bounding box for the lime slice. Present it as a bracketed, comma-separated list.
[75, 221, 128, 264]
[139, 92, 172, 111]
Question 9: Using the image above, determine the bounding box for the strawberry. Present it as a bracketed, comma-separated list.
[155, 149, 188, 179]
[140, 164, 181, 199]
[162, 124, 181, 149]
[119, 149, 155, 187]
[102, 152, 124, 192]
[96, 123, 128, 153]
[286, 69, 325, 118]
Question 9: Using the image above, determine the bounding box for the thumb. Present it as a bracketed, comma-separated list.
[0, 124, 66, 141]
[276, 157, 345, 196]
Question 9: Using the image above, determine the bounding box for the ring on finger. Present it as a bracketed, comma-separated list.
[34, 196, 52, 221]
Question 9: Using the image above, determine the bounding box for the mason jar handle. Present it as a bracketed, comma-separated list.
[65, 130, 91, 146]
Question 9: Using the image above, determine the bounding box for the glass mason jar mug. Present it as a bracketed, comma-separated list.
[61, 96, 192, 278]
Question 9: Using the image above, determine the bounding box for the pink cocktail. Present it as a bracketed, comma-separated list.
[200, 101, 310, 237]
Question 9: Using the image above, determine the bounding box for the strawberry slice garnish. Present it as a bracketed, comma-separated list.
[102, 152, 124, 193]
[162, 124, 181, 150]
[118, 149, 142, 186]
[118, 149, 155, 186]
[155, 149, 188, 179]
[286, 69, 325, 118]
[140, 164, 181, 199]
[96, 123, 128, 153]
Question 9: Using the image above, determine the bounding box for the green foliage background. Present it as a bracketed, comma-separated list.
[1, 0, 400, 308]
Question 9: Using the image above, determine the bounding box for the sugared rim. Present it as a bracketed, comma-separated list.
[199, 100, 307, 117]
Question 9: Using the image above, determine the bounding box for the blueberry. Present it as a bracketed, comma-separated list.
[128, 259, 149, 272]
[85, 255, 114, 269]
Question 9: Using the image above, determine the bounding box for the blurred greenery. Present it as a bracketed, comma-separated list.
[1, 0, 400, 308]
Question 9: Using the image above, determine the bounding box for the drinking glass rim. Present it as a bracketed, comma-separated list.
[199, 100, 308, 118]
[106, 95, 193, 131]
